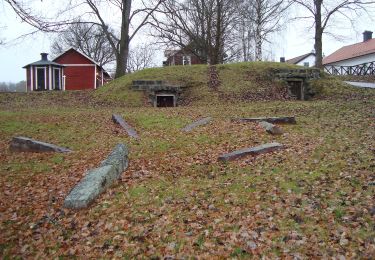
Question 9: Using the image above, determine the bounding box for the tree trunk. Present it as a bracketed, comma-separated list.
[314, 0, 323, 68]
[255, 24, 262, 61]
[213, 0, 222, 64]
[115, 0, 132, 78]
[255, 1, 262, 61]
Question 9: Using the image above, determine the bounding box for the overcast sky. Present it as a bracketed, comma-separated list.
[0, 1, 373, 83]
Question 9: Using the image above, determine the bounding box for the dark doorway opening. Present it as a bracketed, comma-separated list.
[36, 68, 46, 90]
[54, 69, 61, 90]
[287, 80, 303, 100]
[156, 95, 175, 107]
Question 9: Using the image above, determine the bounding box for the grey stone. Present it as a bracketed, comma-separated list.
[112, 114, 139, 139]
[182, 117, 212, 132]
[232, 116, 296, 124]
[259, 121, 284, 135]
[64, 143, 129, 209]
[246, 241, 257, 250]
[63, 165, 117, 209]
[100, 143, 129, 178]
[218, 142, 283, 162]
[9, 136, 71, 153]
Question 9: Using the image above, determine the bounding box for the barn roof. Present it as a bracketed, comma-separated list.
[287, 52, 315, 64]
[323, 38, 375, 65]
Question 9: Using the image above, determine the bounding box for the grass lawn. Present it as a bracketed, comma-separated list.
[0, 66, 374, 258]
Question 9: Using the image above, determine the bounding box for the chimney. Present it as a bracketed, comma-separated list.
[41, 53, 49, 61]
[363, 31, 373, 42]
[280, 57, 285, 63]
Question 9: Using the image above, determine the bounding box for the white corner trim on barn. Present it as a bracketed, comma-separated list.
[94, 65, 97, 89]
[30, 67, 33, 91]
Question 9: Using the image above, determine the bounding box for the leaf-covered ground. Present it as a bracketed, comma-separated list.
[0, 90, 374, 259]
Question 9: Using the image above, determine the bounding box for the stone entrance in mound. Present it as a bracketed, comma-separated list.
[274, 68, 320, 100]
[156, 94, 176, 107]
[286, 79, 304, 100]
[132, 80, 182, 107]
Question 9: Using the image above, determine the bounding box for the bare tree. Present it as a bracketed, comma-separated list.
[236, 2, 256, 62]
[151, 0, 240, 64]
[4, 0, 78, 32]
[289, 0, 375, 68]
[127, 43, 156, 73]
[51, 22, 115, 66]
[4, 0, 164, 78]
[240, 0, 290, 61]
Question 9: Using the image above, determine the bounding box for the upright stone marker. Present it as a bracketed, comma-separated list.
[232, 116, 296, 124]
[182, 117, 212, 132]
[218, 142, 284, 162]
[9, 136, 71, 153]
[112, 114, 139, 139]
[64, 143, 129, 209]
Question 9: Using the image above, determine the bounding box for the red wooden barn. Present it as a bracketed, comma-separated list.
[23, 48, 111, 91]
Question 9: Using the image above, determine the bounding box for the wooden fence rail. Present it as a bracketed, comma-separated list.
[324, 61, 375, 76]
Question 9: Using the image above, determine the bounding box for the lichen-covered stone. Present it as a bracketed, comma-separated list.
[64, 143, 129, 209]
[259, 121, 284, 135]
[100, 143, 129, 178]
[63, 165, 116, 209]
[9, 136, 71, 153]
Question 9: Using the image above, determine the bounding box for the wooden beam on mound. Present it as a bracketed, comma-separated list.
[218, 142, 284, 162]
[182, 117, 212, 132]
[231, 116, 296, 124]
[112, 114, 139, 139]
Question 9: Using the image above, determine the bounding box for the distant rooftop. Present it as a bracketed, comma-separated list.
[287, 52, 315, 65]
[323, 38, 375, 65]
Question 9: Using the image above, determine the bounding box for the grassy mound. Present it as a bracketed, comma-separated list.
[94, 62, 302, 106]
[1, 62, 373, 109]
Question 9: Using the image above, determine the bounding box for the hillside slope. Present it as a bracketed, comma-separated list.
[1, 62, 373, 108]
[94, 62, 305, 106]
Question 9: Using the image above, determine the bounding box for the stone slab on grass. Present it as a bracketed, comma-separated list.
[182, 117, 212, 132]
[64, 143, 129, 209]
[9, 136, 71, 153]
[100, 143, 129, 177]
[63, 165, 116, 209]
[112, 114, 139, 139]
[259, 121, 284, 135]
[218, 142, 284, 162]
[232, 116, 296, 124]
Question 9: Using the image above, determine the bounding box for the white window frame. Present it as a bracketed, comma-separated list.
[53, 68, 62, 90]
[29, 67, 33, 92]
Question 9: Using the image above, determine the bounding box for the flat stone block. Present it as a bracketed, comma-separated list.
[218, 142, 284, 162]
[112, 114, 139, 139]
[182, 117, 212, 132]
[63, 165, 117, 209]
[9, 136, 71, 153]
[100, 143, 129, 178]
[64, 143, 129, 209]
[259, 121, 284, 135]
[232, 116, 296, 124]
